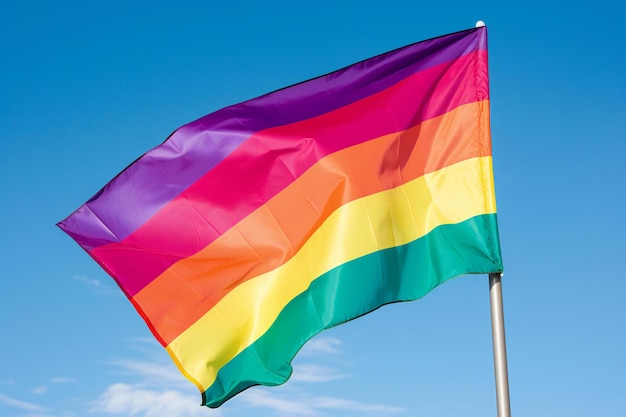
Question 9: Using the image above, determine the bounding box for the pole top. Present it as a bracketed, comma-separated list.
[476, 20, 486, 27]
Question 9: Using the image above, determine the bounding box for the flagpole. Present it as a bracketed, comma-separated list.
[489, 272, 511, 417]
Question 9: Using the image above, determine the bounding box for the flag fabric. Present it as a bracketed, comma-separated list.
[58, 26, 503, 408]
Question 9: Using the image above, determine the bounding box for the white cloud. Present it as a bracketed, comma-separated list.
[51, 377, 78, 384]
[291, 364, 346, 382]
[241, 389, 405, 416]
[127, 337, 161, 351]
[93, 338, 403, 417]
[33, 386, 48, 394]
[73, 274, 103, 287]
[315, 396, 405, 413]
[93, 355, 217, 417]
[108, 358, 188, 388]
[91, 383, 218, 417]
[299, 337, 342, 356]
[0, 392, 47, 412]
[241, 389, 317, 415]
[72, 274, 118, 295]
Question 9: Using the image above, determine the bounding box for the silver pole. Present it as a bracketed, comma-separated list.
[489, 273, 511, 417]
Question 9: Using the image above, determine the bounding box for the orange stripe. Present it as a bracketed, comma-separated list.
[132, 100, 491, 345]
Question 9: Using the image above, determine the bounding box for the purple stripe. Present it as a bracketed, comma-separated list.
[58, 27, 486, 249]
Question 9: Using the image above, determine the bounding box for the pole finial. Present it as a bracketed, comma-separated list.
[475, 20, 486, 27]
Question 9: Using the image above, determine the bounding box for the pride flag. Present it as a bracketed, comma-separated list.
[59, 26, 503, 408]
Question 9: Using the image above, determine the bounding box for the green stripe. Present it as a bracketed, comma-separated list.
[202, 213, 502, 407]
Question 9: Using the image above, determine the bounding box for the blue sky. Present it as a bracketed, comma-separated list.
[1, 1, 625, 416]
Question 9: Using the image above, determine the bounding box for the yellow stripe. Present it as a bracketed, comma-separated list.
[168, 156, 497, 390]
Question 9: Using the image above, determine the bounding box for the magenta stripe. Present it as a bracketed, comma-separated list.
[58, 27, 486, 250]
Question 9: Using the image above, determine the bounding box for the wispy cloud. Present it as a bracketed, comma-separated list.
[241, 388, 405, 416]
[291, 364, 346, 382]
[91, 383, 218, 417]
[241, 389, 317, 415]
[51, 377, 78, 384]
[127, 337, 161, 351]
[72, 274, 103, 287]
[92, 336, 403, 417]
[299, 337, 342, 356]
[72, 274, 118, 295]
[33, 386, 48, 394]
[92, 353, 214, 417]
[108, 358, 188, 388]
[315, 396, 405, 413]
[239, 335, 404, 415]
[0, 392, 47, 412]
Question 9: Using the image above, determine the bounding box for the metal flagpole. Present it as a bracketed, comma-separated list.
[489, 273, 511, 417]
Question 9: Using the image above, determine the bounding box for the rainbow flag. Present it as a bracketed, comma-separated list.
[58, 26, 503, 408]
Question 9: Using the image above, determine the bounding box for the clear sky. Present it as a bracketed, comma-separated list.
[2, 1, 625, 417]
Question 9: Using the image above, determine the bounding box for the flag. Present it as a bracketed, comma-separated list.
[58, 26, 503, 408]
